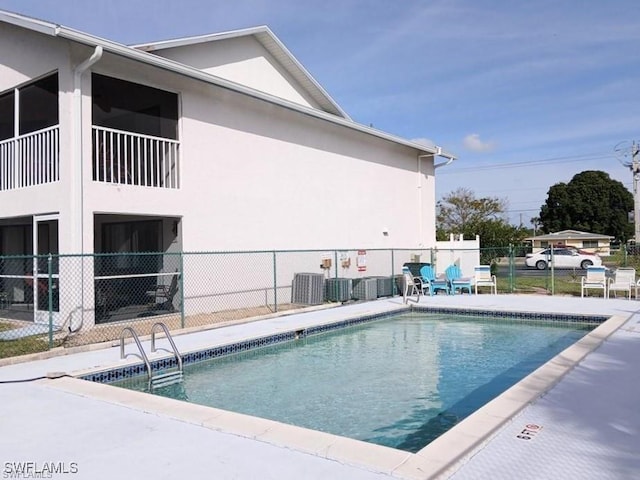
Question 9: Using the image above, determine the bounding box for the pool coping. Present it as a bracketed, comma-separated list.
[40, 305, 628, 480]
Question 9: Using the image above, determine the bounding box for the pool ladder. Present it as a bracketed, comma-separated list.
[120, 322, 184, 389]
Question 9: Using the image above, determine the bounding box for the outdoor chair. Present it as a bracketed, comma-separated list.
[581, 266, 608, 298]
[0, 290, 9, 310]
[152, 271, 180, 311]
[474, 265, 497, 294]
[607, 267, 636, 299]
[402, 267, 422, 303]
[445, 264, 472, 295]
[419, 265, 450, 295]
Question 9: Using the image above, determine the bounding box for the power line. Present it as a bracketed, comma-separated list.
[438, 151, 616, 175]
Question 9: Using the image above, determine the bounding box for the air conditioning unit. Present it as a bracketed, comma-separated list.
[325, 278, 352, 302]
[352, 278, 378, 301]
[369, 276, 394, 297]
[291, 273, 324, 305]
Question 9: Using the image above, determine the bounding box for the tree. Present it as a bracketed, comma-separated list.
[437, 187, 507, 233]
[437, 188, 528, 265]
[539, 171, 633, 242]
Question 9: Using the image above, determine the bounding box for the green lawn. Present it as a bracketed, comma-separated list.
[495, 274, 601, 296]
[0, 321, 61, 359]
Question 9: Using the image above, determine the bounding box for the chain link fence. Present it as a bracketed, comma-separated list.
[0, 245, 630, 359]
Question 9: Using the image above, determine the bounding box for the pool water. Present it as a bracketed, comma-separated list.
[112, 312, 593, 453]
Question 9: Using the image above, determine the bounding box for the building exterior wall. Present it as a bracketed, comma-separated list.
[149, 36, 320, 110]
[0, 22, 77, 254]
[81, 50, 438, 253]
[0, 22, 445, 327]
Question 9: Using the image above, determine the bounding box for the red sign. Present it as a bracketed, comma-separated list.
[357, 250, 367, 272]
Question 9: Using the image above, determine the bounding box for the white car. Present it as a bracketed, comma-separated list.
[524, 248, 602, 270]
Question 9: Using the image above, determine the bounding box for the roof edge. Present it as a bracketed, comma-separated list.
[132, 25, 351, 120]
[131, 25, 271, 51]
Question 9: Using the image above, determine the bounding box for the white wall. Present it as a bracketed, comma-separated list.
[434, 234, 481, 276]
[150, 36, 320, 110]
[0, 22, 77, 255]
[80, 50, 438, 252]
[0, 25, 445, 322]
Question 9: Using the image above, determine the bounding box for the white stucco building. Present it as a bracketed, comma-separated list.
[0, 10, 455, 329]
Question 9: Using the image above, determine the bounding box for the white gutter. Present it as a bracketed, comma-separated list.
[70, 45, 102, 333]
[434, 147, 455, 169]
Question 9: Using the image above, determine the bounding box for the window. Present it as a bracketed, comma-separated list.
[92, 74, 178, 139]
[99, 220, 162, 274]
[18, 74, 58, 135]
[0, 91, 14, 141]
[583, 240, 599, 248]
[0, 73, 58, 139]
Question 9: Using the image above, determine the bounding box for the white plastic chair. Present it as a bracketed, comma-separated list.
[607, 267, 636, 299]
[474, 265, 497, 294]
[402, 267, 422, 303]
[581, 266, 608, 298]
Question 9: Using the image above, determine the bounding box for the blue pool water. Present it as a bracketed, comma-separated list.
[112, 311, 594, 452]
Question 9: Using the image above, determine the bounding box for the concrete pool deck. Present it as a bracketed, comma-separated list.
[0, 294, 639, 479]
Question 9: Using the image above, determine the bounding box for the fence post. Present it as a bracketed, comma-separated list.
[47, 254, 53, 349]
[508, 244, 514, 293]
[179, 251, 185, 328]
[391, 249, 395, 295]
[550, 248, 555, 295]
[273, 251, 278, 313]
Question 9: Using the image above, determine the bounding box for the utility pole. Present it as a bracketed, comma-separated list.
[615, 141, 640, 241]
[632, 142, 640, 242]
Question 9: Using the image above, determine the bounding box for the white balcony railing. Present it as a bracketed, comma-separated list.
[92, 126, 180, 189]
[0, 126, 60, 191]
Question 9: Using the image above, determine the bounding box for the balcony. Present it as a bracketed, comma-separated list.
[0, 126, 60, 191]
[92, 126, 180, 189]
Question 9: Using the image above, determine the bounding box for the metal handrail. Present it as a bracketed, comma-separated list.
[120, 327, 152, 379]
[150, 322, 183, 372]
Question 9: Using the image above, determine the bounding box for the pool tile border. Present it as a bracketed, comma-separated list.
[81, 307, 608, 385]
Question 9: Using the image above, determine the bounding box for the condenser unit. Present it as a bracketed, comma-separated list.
[352, 278, 378, 301]
[370, 276, 394, 297]
[291, 273, 324, 305]
[325, 278, 352, 302]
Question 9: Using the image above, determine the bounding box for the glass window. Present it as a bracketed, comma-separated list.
[0, 91, 14, 141]
[92, 74, 178, 140]
[99, 220, 162, 275]
[583, 240, 599, 248]
[18, 73, 59, 135]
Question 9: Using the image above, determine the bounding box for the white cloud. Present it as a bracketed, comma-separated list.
[463, 133, 496, 153]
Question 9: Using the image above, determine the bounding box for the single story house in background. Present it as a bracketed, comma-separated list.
[526, 230, 614, 256]
[0, 9, 457, 329]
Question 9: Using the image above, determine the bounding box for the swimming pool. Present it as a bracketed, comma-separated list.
[109, 309, 598, 453]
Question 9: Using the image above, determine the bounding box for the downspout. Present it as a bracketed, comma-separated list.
[70, 46, 103, 332]
[419, 147, 456, 248]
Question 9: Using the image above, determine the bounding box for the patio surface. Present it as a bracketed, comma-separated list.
[0, 294, 638, 479]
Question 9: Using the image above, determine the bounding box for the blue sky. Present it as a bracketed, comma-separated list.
[2, 0, 640, 226]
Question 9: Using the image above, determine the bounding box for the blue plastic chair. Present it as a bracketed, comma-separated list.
[419, 265, 450, 295]
[445, 264, 473, 295]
